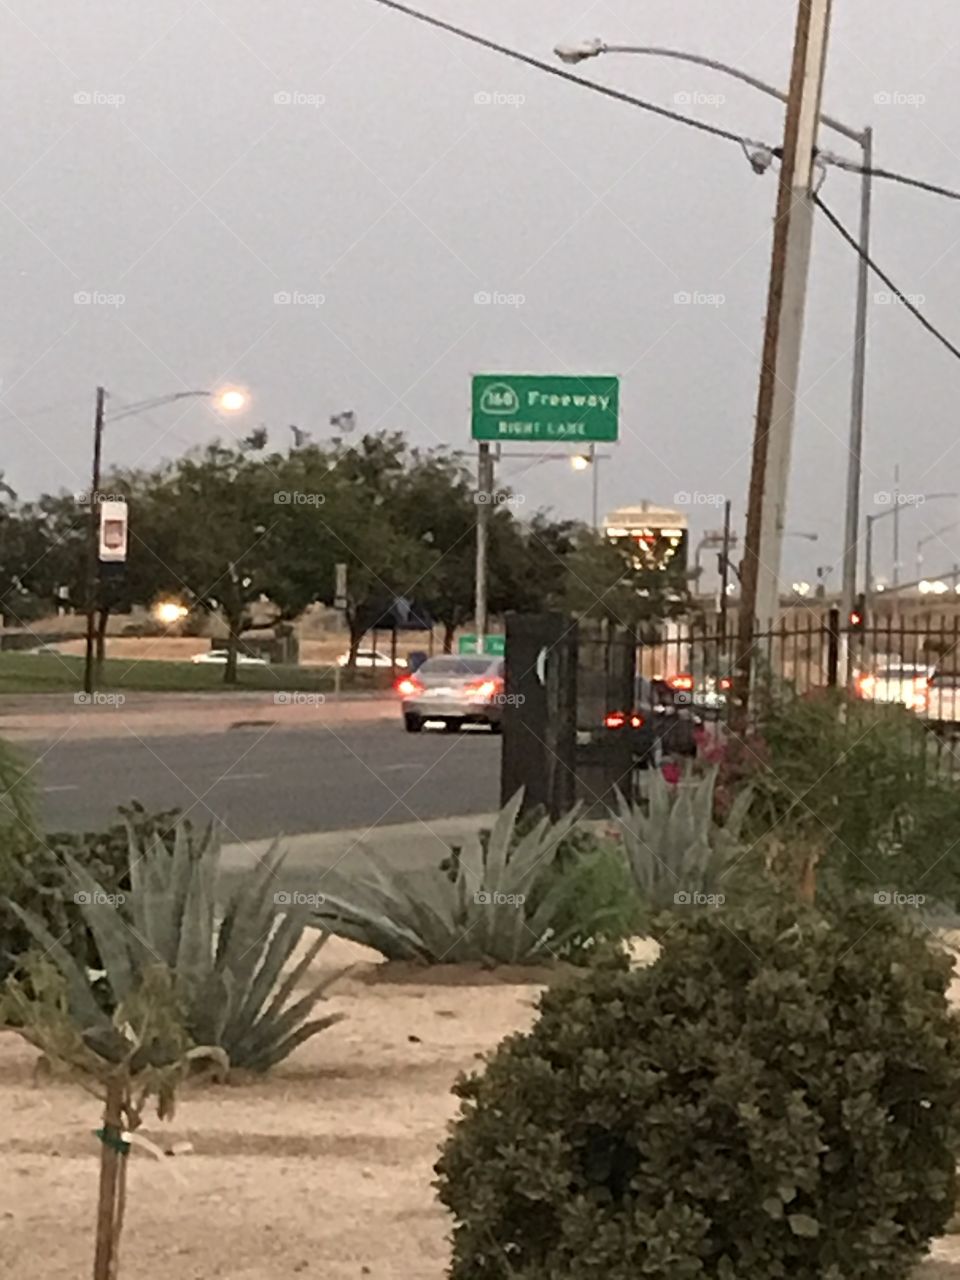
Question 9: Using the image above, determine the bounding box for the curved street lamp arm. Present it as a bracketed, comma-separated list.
[105, 389, 213, 423]
[600, 44, 864, 144]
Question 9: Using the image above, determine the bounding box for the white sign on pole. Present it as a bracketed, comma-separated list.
[334, 562, 348, 609]
[98, 499, 129, 563]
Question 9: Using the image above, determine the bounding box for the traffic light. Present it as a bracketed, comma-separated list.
[849, 593, 866, 633]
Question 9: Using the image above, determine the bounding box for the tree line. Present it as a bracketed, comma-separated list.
[0, 432, 689, 678]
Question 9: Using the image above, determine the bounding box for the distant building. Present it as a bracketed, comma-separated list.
[602, 502, 689, 573]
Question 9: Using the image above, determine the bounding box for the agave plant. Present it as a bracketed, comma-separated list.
[312, 791, 620, 964]
[616, 766, 752, 912]
[8, 822, 345, 1073]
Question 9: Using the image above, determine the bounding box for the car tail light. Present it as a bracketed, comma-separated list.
[668, 674, 694, 691]
[629, 712, 645, 729]
[465, 677, 503, 700]
[395, 676, 423, 697]
[911, 674, 930, 711]
[604, 711, 627, 729]
[856, 674, 875, 698]
[718, 677, 732, 692]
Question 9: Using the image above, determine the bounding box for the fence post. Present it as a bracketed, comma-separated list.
[826, 607, 840, 688]
[501, 613, 578, 819]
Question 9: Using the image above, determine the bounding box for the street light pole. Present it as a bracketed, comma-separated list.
[839, 126, 872, 649]
[590, 443, 599, 529]
[555, 26, 869, 665]
[82, 385, 106, 697]
[81, 385, 249, 694]
[864, 491, 959, 607]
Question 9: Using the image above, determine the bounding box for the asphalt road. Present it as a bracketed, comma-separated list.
[33, 721, 501, 840]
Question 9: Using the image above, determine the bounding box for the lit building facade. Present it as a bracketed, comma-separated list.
[602, 503, 689, 573]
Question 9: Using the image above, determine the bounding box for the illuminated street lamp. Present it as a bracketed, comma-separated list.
[84, 384, 250, 694]
[153, 600, 189, 625]
[217, 387, 248, 413]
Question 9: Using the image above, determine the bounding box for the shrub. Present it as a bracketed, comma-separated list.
[2, 800, 182, 981]
[436, 897, 960, 1280]
[10, 822, 346, 1073]
[313, 791, 626, 965]
[744, 690, 960, 907]
[0, 738, 45, 981]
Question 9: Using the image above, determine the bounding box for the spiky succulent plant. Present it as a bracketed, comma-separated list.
[7, 823, 345, 1073]
[616, 766, 752, 912]
[311, 790, 622, 964]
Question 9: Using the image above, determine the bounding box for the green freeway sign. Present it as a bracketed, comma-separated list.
[471, 373, 619, 443]
[458, 634, 506, 657]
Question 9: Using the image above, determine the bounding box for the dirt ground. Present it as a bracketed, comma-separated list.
[2, 938, 960, 1279]
[0, 940, 543, 1279]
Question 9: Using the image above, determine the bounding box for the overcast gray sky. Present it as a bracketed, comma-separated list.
[4, 0, 960, 588]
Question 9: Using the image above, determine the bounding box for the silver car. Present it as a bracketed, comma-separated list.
[396, 655, 505, 733]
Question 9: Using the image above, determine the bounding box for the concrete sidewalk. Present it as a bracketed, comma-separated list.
[220, 813, 498, 886]
[0, 689, 395, 742]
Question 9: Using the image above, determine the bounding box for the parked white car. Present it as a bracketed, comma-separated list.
[190, 649, 268, 666]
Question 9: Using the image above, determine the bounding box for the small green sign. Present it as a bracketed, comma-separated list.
[458, 634, 506, 657]
[471, 373, 619, 443]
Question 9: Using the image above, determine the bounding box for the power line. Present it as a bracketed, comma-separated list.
[813, 192, 960, 364]
[820, 150, 960, 204]
[365, 0, 770, 151]
[0, 396, 88, 429]
[368, 0, 960, 212]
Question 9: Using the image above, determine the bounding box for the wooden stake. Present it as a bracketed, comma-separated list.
[93, 1076, 127, 1280]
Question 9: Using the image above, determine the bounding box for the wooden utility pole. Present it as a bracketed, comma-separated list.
[83, 385, 106, 696]
[737, 0, 833, 708]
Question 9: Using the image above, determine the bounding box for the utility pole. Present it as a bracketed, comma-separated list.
[719, 499, 732, 643]
[737, 0, 833, 704]
[83, 385, 106, 697]
[892, 463, 901, 586]
[475, 443, 493, 640]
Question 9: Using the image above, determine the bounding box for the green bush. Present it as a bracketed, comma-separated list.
[0, 738, 45, 982]
[744, 690, 960, 908]
[1, 799, 181, 981]
[436, 897, 960, 1279]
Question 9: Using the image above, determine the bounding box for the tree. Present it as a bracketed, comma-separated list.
[149, 445, 278, 683]
[489, 512, 582, 617]
[268, 434, 434, 667]
[391, 448, 477, 652]
[561, 530, 690, 634]
[0, 488, 66, 626]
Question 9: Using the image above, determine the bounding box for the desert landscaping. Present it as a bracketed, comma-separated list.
[0, 939, 541, 1279]
[5, 935, 960, 1279]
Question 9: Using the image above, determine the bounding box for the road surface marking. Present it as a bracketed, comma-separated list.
[379, 763, 424, 772]
[216, 772, 268, 782]
[43, 784, 79, 793]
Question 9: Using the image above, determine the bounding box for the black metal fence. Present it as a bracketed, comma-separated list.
[501, 611, 960, 818]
